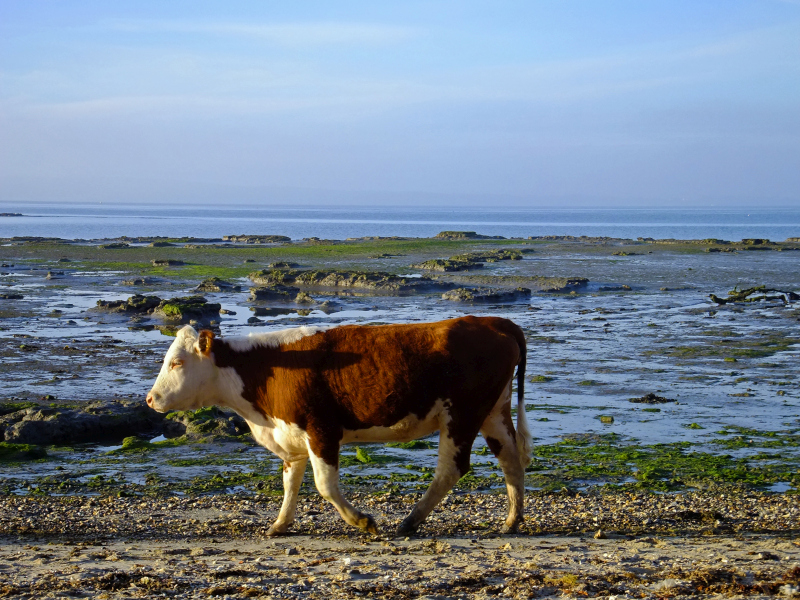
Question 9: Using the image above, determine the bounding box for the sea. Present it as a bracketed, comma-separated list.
[1, 202, 799, 242]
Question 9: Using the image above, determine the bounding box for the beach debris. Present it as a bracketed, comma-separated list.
[709, 285, 799, 305]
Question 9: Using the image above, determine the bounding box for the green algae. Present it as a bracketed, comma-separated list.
[106, 435, 192, 454]
[0, 401, 37, 416]
[0, 442, 47, 461]
[386, 440, 436, 450]
[522, 433, 799, 492]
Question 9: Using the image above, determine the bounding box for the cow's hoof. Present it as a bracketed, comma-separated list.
[358, 514, 380, 535]
[265, 524, 290, 537]
[395, 517, 419, 537]
[501, 518, 522, 534]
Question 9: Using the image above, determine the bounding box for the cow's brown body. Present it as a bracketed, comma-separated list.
[147, 316, 531, 535]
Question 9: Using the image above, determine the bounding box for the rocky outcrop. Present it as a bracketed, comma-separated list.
[0, 400, 165, 446]
[248, 268, 453, 294]
[96, 294, 221, 322]
[195, 277, 242, 292]
[162, 407, 248, 439]
[96, 294, 161, 314]
[222, 235, 291, 244]
[152, 296, 221, 322]
[442, 287, 531, 303]
[433, 231, 505, 240]
[411, 259, 484, 272]
[249, 284, 300, 301]
[412, 249, 525, 272]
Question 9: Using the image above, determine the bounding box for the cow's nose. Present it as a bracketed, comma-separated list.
[146, 392, 157, 407]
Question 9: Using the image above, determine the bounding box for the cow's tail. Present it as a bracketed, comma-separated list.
[509, 322, 532, 469]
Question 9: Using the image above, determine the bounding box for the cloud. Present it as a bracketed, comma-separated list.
[104, 19, 419, 46]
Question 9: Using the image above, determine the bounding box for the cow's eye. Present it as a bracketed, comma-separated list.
[170, 359, 183, 370]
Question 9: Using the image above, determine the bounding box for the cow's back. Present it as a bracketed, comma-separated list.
[262, 316, 522, 431]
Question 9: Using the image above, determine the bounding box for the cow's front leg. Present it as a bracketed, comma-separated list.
[266, 457, 308, 537]
[307, 447, 379, 535]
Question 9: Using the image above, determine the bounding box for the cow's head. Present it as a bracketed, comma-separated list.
[146, 325, 217, 413]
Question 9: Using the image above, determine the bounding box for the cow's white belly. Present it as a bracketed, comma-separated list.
[248, 418, 309, 462]
[341, 399, 446, 444]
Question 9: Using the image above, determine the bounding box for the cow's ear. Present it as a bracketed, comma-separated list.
[195, 329, 214, 356]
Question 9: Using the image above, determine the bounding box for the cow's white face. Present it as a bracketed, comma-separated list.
[146, 326, 217, 413]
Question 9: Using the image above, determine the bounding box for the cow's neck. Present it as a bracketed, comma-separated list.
[209, 339, 277, 426]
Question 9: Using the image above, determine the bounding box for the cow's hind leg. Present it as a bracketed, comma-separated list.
[480, 400, 525, 533]
[266, 457, 308, 536]
[307, 449, 379, 535]
[396, 418, 473, 536]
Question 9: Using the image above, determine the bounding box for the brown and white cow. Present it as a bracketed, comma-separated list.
[146, 316, 531, 536]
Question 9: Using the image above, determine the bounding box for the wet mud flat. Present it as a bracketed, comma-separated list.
[1, 234, 799, 597]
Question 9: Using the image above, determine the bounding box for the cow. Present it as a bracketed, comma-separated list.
[146, 316, 531, 536]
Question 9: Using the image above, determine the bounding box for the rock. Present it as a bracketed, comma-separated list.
[223, 235, 291, 244]
[250, 307, 294, 317]
[163, 406, 247, 439]
[120, 277, 157, 286]
[269, 262, 300, 268]
[96, 294, 162, 314]
[0, 293, 24, 300]
[100, 243, 129, 249]
[153, 296, 221, 322]
[412, 259, 483, 272]
[194, 277, 242, 292]
[249, 268, 455, 293]
[433, 231, 505, 240]
[295, 292, 315, 304]
[249, 284, 300, 301]
[540, 278, 589, 292]
[148, 241, 175, 247]
[0, 400, 165, 446]
[629, 393, 675, 404]
[598, 285, 631, 291]
[442, 287, 531, 303]
[151, 259, 184, 267]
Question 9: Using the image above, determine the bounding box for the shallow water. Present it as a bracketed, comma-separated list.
[0, 241, 798, 493]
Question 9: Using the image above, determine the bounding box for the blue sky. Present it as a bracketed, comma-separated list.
[1, 1, 798, 207]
